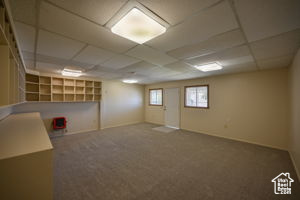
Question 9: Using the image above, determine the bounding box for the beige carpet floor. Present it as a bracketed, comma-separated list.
[152, 126, 177, 133]
[51, 123, 300, 200]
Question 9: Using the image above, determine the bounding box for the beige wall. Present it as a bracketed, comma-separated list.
[13, 102, 99, 134]
[101, 80, 145, 129]
[10, 80, 145, 134]
[145, 68, 289, 150]
[289, 49, 300, 179]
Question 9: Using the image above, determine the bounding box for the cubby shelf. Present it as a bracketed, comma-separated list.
[25, 73, 101, 102]
[0, 1, 26, 106]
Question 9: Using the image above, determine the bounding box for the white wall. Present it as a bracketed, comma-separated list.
[13, 102, 99, 135]
[100, 80, 145, 129]
[289, 49, 300, 179]
[145, 68, 289, 150]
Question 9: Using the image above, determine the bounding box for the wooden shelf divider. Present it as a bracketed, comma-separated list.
[25, 73, 101, 102]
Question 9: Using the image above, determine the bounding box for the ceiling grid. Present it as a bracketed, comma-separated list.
[8, 0, 300, 83]
[226, 0, 259, 70]
[33, 0, 41, 69]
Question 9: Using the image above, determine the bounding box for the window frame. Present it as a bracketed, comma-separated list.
[149, 88, 163, 106]
[184, 85, 209, 109]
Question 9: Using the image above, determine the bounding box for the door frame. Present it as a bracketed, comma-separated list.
[164, 87, 181, 129]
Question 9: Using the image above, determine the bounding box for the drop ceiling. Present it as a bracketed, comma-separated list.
[9, 0, 300, 84]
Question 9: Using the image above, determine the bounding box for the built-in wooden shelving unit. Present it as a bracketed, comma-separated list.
[0, 0, 26, 106]
[25, 74, 101, 102]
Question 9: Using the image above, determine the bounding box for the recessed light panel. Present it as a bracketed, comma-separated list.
[61, 69, 82, 77]
[111, 8, 166, 44]
[122, 79, 138, 83]
[194, 63, 223, 72]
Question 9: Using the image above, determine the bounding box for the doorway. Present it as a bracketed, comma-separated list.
[164, 88, 180, 128]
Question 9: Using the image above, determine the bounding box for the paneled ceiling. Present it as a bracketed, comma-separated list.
[9, 0, 300, 84]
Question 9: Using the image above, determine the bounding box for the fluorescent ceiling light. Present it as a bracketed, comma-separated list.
[122, 79, 138, 84]
[111, 8, 166, 44]
[194, 63, 223, 72]
[61, 69, 82, 77]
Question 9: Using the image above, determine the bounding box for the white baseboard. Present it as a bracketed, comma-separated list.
[289, 151, 300, 182]
[101, 121, 144, 130]
[49, 128, 98, 138]
[146, 121, 288, 151]
[145, 121, 164, 126]
[50, 121, 145, 137]
[182, 127, 287, 151]
[0, 102, 25, 121]
[145, 121, 287, 150]
[64, 128, 98, 135]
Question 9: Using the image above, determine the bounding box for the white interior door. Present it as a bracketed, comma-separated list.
[164, 88, 180, 128]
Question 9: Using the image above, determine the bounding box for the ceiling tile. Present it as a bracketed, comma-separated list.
[146, 1, 238, 51]
[21, 51, 35, 60]
[135, 79, 153, 84]
[118, 74, 148, 82]
[73, 45, 116, 65]
[168, 71, 207, 81]
[169, 61, 257, 81]
[126, 45, 177, 66]
[234, 0, 300, 42]
[14, 22, 36, 52]
[257, 54, 294, 69]
[117, 61, 158, 73]
[164, 61, 197, 73]
[35, 53, 93, 70]
[37, 30, 85, 59]
[39, 1, 136, 53]
[138, 0, 221, 25]
[139, 66, 181, 78]
[101, 55, 140, 70]
[208, 61, 257, 76]
[84, 70, 107, 78]
[48, 0, 126, 25]
[35, 53, 68, 65]
[36, 61, 64, 73]
[167, 29, 246, 59]
[250, 29, 300, 61]
[92, 65, 116, 73]
[185, 45, 255, 68]
[10, 0, 36, 25]
[96, 72, 123, 79]
[24, 59, 35, 69]
[138, 77, 173, 84]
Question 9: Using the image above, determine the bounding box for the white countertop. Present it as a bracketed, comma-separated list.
[0, 112, 53, 160]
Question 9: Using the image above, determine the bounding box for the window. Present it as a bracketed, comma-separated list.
[149, 88, 163, 106]
[185, 85, 209, 108]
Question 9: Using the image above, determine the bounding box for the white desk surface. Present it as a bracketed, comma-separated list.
[0, 112, 53, 160]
